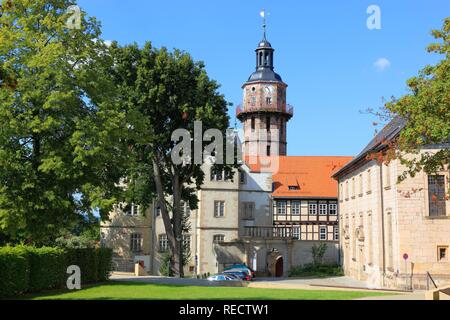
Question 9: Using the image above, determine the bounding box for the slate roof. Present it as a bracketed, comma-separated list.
[332, 117, 406, 178]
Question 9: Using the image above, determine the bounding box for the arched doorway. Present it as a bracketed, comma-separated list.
[275, 256, 283, 277]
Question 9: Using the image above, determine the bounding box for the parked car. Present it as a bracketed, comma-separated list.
[223, 270, 251, 281]
[224, 264, 254, 278]
[207, 274, 240, 281]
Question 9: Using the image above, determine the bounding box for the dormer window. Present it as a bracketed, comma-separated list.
[288, 186, 299, 190]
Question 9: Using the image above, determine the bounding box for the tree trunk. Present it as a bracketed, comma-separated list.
[152, 157, 180, 277]
[172, 171, 184, 278]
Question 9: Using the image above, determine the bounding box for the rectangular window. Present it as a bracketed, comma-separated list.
[345, 181, 349, 199]
[308, 202, 317, 215]
[367, 169, 372, 193]
[154, 205, 161, 217]
[239, 170, 246, 184]
[319, 227, 327, 241]
[329, 203, 337, 215]
[266, 97, 272, 105]
[438, 246, 448, 261]
[158, 234, 168, 252]
[359, 174, 363, 195]
[319, 203, 327, 215]
[266, 116, 271, 131]
[242, 202, 255, 219]
[277, 201, 287, 215]
[266, 145, 271, 156]
[130, 233, 142, 252]
[293, 227, 300, 240]
[182, 234, 191, 251]
[213, 234, 225, 244]
[124, 203, 139, 216]
[334, 226, 339, 241]
[291, 201, 301, 215]
[180, 201, 190, 217]
[351, 177, 355, 198]
[428, 175, 446, 217]
[251, 117, 255, 129]
[214, 201, 225, 217]
[210, 168, 223, 181]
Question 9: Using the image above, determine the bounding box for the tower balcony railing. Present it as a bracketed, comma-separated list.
[242, 226, 296, 239]
[236, 104, 294, 117]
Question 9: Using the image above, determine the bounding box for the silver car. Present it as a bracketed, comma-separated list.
[207, 274, 240, 281]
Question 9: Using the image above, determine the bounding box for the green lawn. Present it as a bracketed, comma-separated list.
[19, 281, 391, 300]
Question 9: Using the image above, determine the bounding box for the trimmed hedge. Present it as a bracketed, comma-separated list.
[0, 246, 112, 298]
[0, 246, 30, 297]
[28, 247, 66, 292]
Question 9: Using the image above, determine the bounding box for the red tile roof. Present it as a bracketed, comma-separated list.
[246, 156, 353, 198]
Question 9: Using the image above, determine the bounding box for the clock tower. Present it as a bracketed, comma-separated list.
[237, 27, 293, 157]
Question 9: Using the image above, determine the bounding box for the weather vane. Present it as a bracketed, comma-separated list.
[260, 9, 267, 38]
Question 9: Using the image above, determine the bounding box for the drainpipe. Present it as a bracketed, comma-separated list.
[379, 163, 386, 287]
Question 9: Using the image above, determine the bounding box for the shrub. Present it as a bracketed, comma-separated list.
[159, 251, 172, 276]
[28, 246, 66, 292]
[96, 247, 113, 281]
[0, 245, 113, 298]
[0, 245, 30, 298]
[311, 243, 328, 266]
[65, 248, 98, 283]
[288, 263, 344, 278]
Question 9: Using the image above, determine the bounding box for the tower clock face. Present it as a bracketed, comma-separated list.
[264, 85, 274, 95]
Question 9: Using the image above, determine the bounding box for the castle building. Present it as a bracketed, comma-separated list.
[333, 118, 450, 289]
[101, 26, 351, 277]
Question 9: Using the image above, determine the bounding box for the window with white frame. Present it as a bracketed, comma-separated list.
[130, 233, 142, 252]
[210, 168, 223, 181]
[329, 203, 337, 215]
[124, 203, 139, 216]
[214, 201, 225, 217]
[293, 227, 300, 240]
[277, 201, 287, 215]
[319, 203, 327, 215]
[291, 201, 301, 215]
[213, 234, 225, 244]
[319, 227, 327, 241]
[159, 234, 168, 252]
[308, 202, 317, 215]
[334, 226, 339, 241]
[180, 200, 190, 217]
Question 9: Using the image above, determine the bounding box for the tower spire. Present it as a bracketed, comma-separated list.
[260, 9, 266, 40]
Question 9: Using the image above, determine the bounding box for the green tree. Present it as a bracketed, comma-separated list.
[373, 18, 449, 180]
[109, 42, 232, 277]
[0, 0, 127, 244]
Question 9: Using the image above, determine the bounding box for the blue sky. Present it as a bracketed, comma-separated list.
[78, 0, 449, 156]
